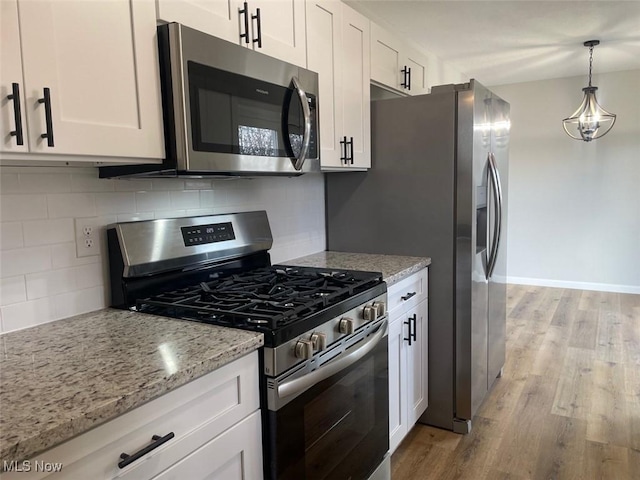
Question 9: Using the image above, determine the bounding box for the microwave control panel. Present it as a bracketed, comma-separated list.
[181, 222, 235, 246]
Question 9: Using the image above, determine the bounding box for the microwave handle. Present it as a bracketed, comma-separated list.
[291, 77, 312, 171]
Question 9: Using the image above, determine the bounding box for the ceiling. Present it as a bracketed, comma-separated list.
[346, 0, 640, 86]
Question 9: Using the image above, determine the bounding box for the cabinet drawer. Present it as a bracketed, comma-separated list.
[151, 410, 263, 480]
[387, 268, 428, 314]
[3, 352, 259, 480]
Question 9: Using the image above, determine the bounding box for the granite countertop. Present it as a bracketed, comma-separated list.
[0, 309, 263, 464]
[285, 251, 430, 286]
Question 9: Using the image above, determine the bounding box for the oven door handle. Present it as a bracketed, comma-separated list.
[290, 76, 312, 171]
[277, 319, 388, 399]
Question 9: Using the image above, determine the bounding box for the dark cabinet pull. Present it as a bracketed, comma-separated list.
[348, 136, 354, 164]
[239, 2, 250, 44]
[400, 66, 412, 90]
[252, 8, 262, 48]
[118, 432, 175, 469]
[38, 87, 54, 147]
[410, 313, 417, 342]
[7, 83, 24, 146]
[340, 136, 347, 164]
[401, 291, 416, 301]
[404, 314, 417, 345]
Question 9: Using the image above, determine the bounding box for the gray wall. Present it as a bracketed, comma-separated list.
[491, 69, 640, 293]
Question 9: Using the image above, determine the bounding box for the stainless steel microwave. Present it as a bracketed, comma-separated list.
[100, 23, 319, 178]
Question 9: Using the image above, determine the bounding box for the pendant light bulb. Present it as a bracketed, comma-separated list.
[562, 40, 616, 142]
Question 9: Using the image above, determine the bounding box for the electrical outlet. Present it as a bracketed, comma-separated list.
[75, 218, 100, 257]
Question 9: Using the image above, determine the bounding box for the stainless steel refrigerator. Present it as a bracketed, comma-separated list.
[325, 80, 509, 433]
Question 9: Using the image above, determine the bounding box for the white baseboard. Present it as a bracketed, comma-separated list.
[507, 276, 640, 295]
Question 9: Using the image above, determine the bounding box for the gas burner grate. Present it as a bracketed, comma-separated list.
[135, 265, 382, 333]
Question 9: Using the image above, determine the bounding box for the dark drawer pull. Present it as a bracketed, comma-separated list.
[401, 291, 416, 301]
[118, 432, 175, 469]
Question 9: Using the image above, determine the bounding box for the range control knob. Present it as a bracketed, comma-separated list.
[294, 339, 313, 359]
[310, 332, 327, 351]
[338, 317, 354, 334]
[363, 305, 377, 321]
[373, 301, 386, 316]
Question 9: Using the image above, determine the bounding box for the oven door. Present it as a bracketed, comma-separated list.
[264, 320, 389, 480]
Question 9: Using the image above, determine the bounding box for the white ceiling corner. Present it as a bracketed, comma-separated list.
[346, 0, 640, 86]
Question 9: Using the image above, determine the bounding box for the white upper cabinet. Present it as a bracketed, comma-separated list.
[157, 0, 307, 67]
[1, 0, 164, 162]
[306, 0, 370, 170]
[371, 22, 429, 96]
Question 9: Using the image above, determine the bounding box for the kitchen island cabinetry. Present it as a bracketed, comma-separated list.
[306, 0, 371, 170]
[371, 22, 429, 96]
[388, 267, 429, 454]
[157, 0, 306, 67]
[0, 0, 164, 162]
[1, 352, 262, 480]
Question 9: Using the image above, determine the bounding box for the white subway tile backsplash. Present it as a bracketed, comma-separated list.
[26, 268, 76, 299]
[0, 195, 48, 222]
[23, 218, 75, 247]
[19, 173, 71, 193]
[54, 286, 106, 320]
[185, 179, 213, 190]
[95, 192, 136, 215]
[71, 174, 116, 193]
[152, 179, 185, 191]
[169, 190, 200, 209]
[0, 173, 21, 194]
[74, 263, 104, 289]
[0, 167, 325, 330]
[199, 190, 216, 207]
[154, 209, 187, 219]
[116, 212, 155, 223]
[1, 297, 56, 332]
[51, 243, 100, 269]
[1, 276, 27, 306]
[135, 191, 170, 212]
[114, 179, 154, 192]
[1, 246, 51, 278]
[48, 193, 96, 218]
[0, 222, 24, 250]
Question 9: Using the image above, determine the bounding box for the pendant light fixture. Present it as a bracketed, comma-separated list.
[562, 40, 616, 142]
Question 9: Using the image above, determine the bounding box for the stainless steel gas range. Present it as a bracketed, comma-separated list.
[107, 211, 390, 480]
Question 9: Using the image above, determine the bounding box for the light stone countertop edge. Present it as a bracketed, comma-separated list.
[282, 251, 431, 286]
[0, 309, 264, 464]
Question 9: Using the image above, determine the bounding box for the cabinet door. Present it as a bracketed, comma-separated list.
[18, 0, 164, 160]
[403, 48, 429, 96]
[249, 0, 306, 67]
[341, 5, 370, 169]
[156, 0, 240, 44]
[152, 411, 263, 480]
[370, 23, 401, 91]
[306, 0, 343, 168]
[1, 0, 29, 153]
[388, 307, 408, 455]
[406, 299, 428, 426]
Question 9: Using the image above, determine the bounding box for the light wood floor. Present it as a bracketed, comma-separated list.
[391, 284, 640, 480]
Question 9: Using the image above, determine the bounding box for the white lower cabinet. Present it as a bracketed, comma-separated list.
[388, 268, 428, 454]
[2, 352, 262, 480]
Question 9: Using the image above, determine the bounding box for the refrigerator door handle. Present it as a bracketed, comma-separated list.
[487, 152, 503, 278]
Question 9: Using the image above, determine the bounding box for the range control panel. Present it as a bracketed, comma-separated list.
[181, 222, 235, 246]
